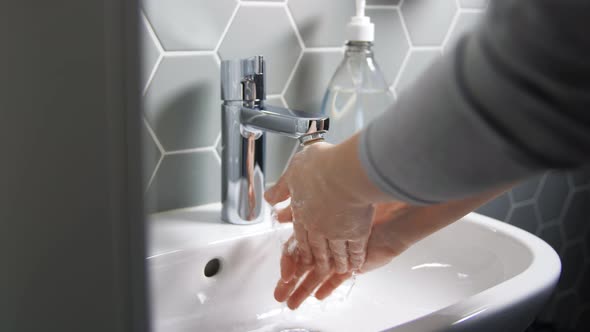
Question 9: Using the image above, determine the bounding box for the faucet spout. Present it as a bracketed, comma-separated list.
[240, 104, 329, 145]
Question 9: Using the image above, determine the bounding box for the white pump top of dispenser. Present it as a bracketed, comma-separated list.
[346, 0, 374, 42]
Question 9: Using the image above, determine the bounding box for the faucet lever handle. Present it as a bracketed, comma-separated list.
[221, 55, 266, 102]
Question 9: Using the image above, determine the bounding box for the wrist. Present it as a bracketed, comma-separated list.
[328, 133, 394, 205]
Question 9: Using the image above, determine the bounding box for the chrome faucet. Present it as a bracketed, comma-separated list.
[220, 56, 329, 224]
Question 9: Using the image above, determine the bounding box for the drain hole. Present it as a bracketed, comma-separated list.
[204, 258, 221, 277]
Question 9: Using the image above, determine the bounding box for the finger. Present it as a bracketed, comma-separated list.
[274, 262, 309, 303]
[315, 272, 353, 300]
[348, 238, 368, 271]
[294, 222, 313, 266]
[328, 240, 349, 274]
[287, 268, 331, 310]
[308, 232, 331, 274]
[280, 237, 298, 282]
[272, 205, 293, 223]
[264, 175, 290, 205]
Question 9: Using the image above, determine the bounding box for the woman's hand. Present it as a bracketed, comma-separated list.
[265, 135, 389, 275]
[274, 188, 506, 309]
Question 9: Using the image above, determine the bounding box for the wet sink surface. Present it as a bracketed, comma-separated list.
[148, 203, 560, 332]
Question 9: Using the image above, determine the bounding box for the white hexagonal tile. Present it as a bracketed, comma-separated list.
[288, 0, 355, 47]
[143, 0, 237, 51]
[394, 49, 441, 94]
[284, 51, 343, 112]
[144, 55, 221, 151]
[400, 0, 458, 46]
[140, 14, 161, 90]
[444, 11, 485, 50]
[218, 6, 302, 94]
[146, 151, 220, 212]
[367, 8, 410, 85]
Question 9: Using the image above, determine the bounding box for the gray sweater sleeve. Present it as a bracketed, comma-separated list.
[359, 0, 590, 205]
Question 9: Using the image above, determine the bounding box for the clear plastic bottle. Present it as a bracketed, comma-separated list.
[321, 41, 394, 144]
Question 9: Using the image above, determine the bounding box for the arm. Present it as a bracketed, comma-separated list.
[360, 0, 590, 205]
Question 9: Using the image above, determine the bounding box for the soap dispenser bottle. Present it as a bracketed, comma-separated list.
[322, 0, 395, 144]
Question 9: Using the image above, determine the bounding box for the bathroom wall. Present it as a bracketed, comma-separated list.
[140, 0, 590, 331]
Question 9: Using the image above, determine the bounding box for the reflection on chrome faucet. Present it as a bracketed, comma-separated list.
[220, 56, 329, 224]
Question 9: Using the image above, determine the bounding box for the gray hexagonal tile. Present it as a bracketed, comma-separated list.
[366, 8, 409, 85]
[444, 11, 484, 50]
[553, 292, 579, 330]
[142, 122, 162, 189]
[394, 49, 441, 94]
[288, 0, 355, 47]
[570, 165, 590, 188]
[144, 55, 221, 151]
[458, 0, 489, 9]
[400, 0, 458, 46]
[142, 0, 237, 51]
[512, 175, 542, 202]
[575, 306, 590, 331]
[558, 243, 584, 291]
[367, 0, 401, 5]
[538, 172, 570, 223]
[508, 204, 538, 234]
[540, 224, 563, 253]
[476, 193, 510, 221]
[218, 6, 302, 94]
[146, 151, 220, 212]
[265, 96, 298, 184]
[140, 15, 161, 90]
[563, 189, 590, 241]
[284, 51, 342, 112]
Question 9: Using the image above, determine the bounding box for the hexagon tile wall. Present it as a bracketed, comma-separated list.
[140, 1, 590, 331]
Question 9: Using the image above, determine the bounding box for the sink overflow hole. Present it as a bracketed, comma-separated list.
[204, 258, 221, 277]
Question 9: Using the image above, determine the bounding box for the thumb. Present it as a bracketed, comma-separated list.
[265, 174, 290, 205]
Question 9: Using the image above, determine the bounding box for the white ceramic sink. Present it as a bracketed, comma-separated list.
[148, 203, 560, 332]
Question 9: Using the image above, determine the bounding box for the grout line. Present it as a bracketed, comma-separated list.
[146, 154, 163, 192]
[143, 54, 163, 95]
[281, 50, 304, 97]
[267, 94, 282, 100]
[164, 146, 216, 156]
[213, 133, 222, 148]
[397, 0, 413, 47]
[411, 45, 443, 52]
[240, 1, 285, 7]
[441, 7, 461, 52]
[366, 5, 399, 10]
[143, 117, 165, 154]
[284, 4, 306, 50]
[390, 49, 411, 92]
[212, 148, 222, 165]
[164, 50, 217, 57]
[305, 47, 345, 53]
[141, 11, 165, 54]
[279, 94, 289, 108]
[214, 1, 241, 53]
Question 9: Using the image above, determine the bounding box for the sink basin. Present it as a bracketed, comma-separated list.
[148, 203, 560, 332]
